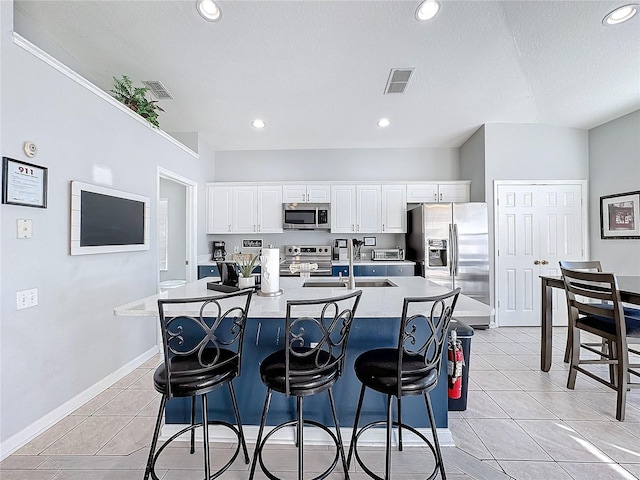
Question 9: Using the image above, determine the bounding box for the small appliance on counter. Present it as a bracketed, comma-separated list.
[371, 248, 405, 261]
[333, 239, 348, 261]
[212, 241, 226, 261]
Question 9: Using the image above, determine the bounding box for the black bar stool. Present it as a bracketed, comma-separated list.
[249, 290, 363, 480]
[144, 290, 253, 480]
[347, 288, 461, 480]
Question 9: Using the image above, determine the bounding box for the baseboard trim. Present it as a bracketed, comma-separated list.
[161, 424, 455, 448]
[0, 346, 159, 460]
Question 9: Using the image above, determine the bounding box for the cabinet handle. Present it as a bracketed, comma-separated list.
[382, 223, 385, 231]
[357, 224, 360, 231]
[440, 193, 443, 201]
[307, 193, 310, 201]
[256, 322, 262, 346]
[257, 224, 261, 232]
[434, 193, 438, 201]
[276, 327, 281, 346]
[352, 224, 355, 231]
[228, 225, 231, 232]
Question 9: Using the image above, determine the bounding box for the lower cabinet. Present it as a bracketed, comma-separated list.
[332, 264, 415, 277]
[198, 265, 219, 279]
[164, 316, 448, 429]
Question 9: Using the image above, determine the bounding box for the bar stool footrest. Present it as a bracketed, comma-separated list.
[255, 419, 341, 480]
[148, 420, 245, 480]
[351, 420, 440, 480]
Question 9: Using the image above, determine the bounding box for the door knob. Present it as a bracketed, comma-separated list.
[541, 260, 548, 265]
[534, 260, 540, 265]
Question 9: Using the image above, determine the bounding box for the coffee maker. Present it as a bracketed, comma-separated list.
[212, 241, 226, 261]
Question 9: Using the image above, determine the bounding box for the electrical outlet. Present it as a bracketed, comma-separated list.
[17, 288, 38, 310]
[17, 219, 32, 239]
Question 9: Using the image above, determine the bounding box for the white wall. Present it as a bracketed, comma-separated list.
[0, 9, 209, 453]
[588, 110, 640, 275]
[460, 126, 485, 202]
[214, 147, 460, 182]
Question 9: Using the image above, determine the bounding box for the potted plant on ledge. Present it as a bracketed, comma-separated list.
[236, 254, 259, 289]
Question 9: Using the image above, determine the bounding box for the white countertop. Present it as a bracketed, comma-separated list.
[198, 260, 415, 267]
[114, 276, 493, 319]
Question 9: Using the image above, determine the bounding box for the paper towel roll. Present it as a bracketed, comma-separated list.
[260, 248, 280, 294]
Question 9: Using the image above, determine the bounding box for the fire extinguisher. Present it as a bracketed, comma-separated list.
[448, 330, 464, 399]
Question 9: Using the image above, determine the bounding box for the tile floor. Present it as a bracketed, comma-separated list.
[1, 326, 639, 479]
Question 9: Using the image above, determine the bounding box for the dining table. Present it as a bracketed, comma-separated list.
[540, 275, 640, 372]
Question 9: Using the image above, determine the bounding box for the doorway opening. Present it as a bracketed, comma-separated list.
[157, 168, 197, 290]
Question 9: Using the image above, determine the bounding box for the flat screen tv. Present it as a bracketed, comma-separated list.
[70, 181, 150, 255]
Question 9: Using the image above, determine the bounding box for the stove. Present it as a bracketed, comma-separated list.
[280, 245, 333, 277]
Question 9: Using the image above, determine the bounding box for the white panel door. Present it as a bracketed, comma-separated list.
[307, 184, 331, 203]
[282, 185, 307, 203]
[496, 183, 585, 327]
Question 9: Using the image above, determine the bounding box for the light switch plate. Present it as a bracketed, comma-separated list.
[17, 219, 32, 239]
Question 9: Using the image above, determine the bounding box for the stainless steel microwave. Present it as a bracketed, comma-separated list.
[283, 203, 330, 230]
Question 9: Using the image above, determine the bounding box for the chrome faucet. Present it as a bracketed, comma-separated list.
[347, 238, 356, 290]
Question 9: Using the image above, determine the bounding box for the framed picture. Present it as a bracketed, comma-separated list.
[242, 238, 263, 249]
[600, 191, 640, 239]
[363, 236, 376, 246]
[2, 157, 48, 208]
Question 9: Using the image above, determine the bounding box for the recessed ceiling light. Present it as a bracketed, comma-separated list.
[415, 0, 439, 21]
[252, 119, 266, 129]
[377, 118, 391, 128]
[603, 4, 638, 25]
[197, 0, 222, 22]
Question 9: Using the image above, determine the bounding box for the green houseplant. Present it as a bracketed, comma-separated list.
[236, 254, 259, 288]
[110, 75, 164, 127]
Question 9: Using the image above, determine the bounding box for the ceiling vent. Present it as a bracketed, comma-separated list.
[142, 80, 174, 99]
[384, 68, 414, 94]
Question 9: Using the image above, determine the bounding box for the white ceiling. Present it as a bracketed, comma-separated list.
[13, 0, 640, 152]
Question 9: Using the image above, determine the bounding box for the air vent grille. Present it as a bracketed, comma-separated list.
[384, 68, 414, 95]
[142, 80, 174, 99]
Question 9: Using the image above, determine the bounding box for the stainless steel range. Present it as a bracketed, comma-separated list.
[280, 245, 333, 277]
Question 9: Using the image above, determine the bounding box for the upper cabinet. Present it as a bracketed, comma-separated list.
[331, 185, 382, 233]
[381, 185, 407, 233]
[206, 184, 282, 234]
[282, 184, 331, 203]
[406, 182, 470, 203]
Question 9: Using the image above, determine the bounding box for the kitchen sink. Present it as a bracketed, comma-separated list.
[302, 279, 397, 288]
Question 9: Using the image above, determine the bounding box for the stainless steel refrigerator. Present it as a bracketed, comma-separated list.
[406, 203, 491, 328]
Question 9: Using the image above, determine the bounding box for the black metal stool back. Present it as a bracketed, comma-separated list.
[145, 289, 253, 480]
[348, 288, 461, 480]
[250, 289, 363, 480]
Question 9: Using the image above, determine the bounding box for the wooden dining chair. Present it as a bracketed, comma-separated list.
[560, 267, 640, 421]
[559, 260, 602, 363]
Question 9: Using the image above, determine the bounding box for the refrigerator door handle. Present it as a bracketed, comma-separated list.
[448, 224, 454, 276]
[453, 223, 459, 276]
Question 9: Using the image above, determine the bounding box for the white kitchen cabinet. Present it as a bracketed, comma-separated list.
[356, 185, 382, 233]
[406, 182, 470, 203]
[331, 185, 356, 233]
[283, 184, 330, 203]
[331, 185, 382, 233]
[206, 185, 233, 233]
[206, 184, 282, 234]
[381, 184, 407, 233]
[257, 185, 283, 233]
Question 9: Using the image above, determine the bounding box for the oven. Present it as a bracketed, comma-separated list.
[279, 245, 333, 276]
[283, 204, 330, 230]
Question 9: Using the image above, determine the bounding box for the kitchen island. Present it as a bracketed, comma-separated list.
[114, 276, 493, 445]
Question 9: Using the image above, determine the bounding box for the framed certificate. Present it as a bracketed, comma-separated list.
[2, 157, 48, 208]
